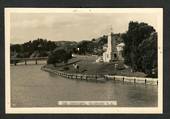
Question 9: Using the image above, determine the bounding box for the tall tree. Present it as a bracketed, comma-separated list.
[123, 21, 157, 77]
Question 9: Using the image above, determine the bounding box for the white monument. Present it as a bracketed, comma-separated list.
[96, 27, 125, 63]
[103, 32, 118, 62]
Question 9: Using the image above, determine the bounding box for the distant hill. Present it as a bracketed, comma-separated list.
[10, 39, 78, 58]
[10, 33, 123, 58]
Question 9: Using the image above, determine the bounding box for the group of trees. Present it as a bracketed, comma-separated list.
[11, 38, 56, 58]
[10, 33, 116, 60]
[75, 35, 108, 55]
[11, 38, 76, 66]
[122, 21, 157, 77]
[46, 36, 108, 66]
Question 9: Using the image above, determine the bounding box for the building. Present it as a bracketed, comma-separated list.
[116, 42, 125, 61]
[102, 32, 125, 62]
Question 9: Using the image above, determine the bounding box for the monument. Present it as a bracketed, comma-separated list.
[103, 32, 118, 62]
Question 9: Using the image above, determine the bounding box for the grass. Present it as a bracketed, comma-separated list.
[45, 55, 147, 77]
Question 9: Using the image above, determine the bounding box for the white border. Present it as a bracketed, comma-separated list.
[5, 8, 163, 114]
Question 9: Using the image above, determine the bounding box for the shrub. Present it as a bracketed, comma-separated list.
[47, 48, 72, 66]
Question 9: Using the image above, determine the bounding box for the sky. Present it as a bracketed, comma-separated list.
[10, 13, 158, 44]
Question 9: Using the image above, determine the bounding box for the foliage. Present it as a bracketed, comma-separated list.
[138, 32, 157, 77]
[122, 21, 157, 77]
[47, 47, 72, 66]
[10, 34, 117, 58]
[75, 35, 107, 55]
[77, 40, 96, 55]
[10, 38, 76, 58]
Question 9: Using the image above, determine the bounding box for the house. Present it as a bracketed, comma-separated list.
[116, 42, 125, 61]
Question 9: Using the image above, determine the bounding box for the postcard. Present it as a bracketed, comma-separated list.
[5, 8, 163, 114]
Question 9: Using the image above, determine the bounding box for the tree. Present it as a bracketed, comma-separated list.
[47, 48, 72, 66]
[138, 32, 157, 77]
[77, 40, 95, 55]
[10, 44, 22, 53]
[96, 35, 107, 49]
[92, 38, 96, 42]
[123, 21, 157, 77]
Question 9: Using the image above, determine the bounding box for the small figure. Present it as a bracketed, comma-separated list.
[73, 63, 79, 73]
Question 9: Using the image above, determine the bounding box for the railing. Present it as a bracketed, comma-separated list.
[11, 57, 48, 65]
[41, 66, 158, 85]
[104, 75, 158, 85]
[41, 66, 106, 83]
[11, 57, 48, 60]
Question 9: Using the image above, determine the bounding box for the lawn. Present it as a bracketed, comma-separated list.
[45, 55, 147, 77]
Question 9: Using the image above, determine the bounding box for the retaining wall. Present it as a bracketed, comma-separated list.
[41, 66, 106, 82]
[104, 75, 158, 85]
[41, 66, 158, 85]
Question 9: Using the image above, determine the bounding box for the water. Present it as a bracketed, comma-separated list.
[11, 63, 158, 107]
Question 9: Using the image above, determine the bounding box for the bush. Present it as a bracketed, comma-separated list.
[47, 48, 72, 66]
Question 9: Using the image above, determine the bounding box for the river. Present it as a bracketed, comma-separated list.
[11, 63, 158, 107]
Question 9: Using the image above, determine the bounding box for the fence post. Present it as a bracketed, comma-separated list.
[35, 59, 37, 64]
[134, 78, 136, 83]
[25, 60, 27, 65]
[14, 62, 17, 66]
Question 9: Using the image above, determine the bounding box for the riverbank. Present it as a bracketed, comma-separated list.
[45, 55, 148, 77]
[41, 66, 106, 82]
[42, 55, 158, 85]
[41, 66, 158, 85]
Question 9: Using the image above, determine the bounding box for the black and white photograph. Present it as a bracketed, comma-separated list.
[5, 8, 163, 114]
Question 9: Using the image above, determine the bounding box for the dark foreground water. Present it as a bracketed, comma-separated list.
[11, 64, 158, 107]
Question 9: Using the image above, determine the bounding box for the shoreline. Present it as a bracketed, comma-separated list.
[41, 65, 106, 83]
[41, 65, 158, 85]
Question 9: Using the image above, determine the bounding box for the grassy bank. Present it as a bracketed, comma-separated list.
[44, 55, 147, 77]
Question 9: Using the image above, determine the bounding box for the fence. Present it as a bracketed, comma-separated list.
[41, 66, 106, 82]
[104, 75, 158, 85]
[41, 66, 158, 85]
